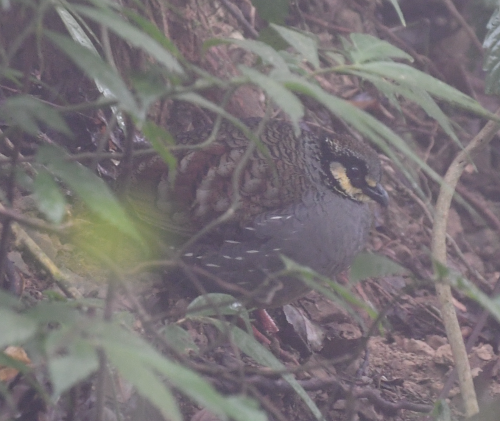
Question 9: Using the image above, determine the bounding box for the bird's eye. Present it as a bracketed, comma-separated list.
[348, 165, 361, 178]
[346, 164, 366, 187]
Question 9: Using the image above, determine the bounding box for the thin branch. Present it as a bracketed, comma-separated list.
[431, 107, 500, 417]
[440, 0, 484, 55]
[218, 0, 258, 39]
[0, 205, 73, 234]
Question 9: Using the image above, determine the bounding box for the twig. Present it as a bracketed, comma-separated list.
[431, 107, 500, 417]
[302, 13, 351, 34]
[0, 132, 20, 288]
[0, 205, 73, 234]
[218, 0, 258, 39]
[440, 0, 484, 55]
[240, 376, 433, 414]
[10, 218, 81, 299]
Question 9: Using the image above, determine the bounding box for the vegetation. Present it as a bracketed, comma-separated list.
[1, 0, 500, 419]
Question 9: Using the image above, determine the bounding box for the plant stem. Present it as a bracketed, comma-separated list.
[431, 107, 500, 417]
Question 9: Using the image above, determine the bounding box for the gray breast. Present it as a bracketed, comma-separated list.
[183, 188, 371, 307]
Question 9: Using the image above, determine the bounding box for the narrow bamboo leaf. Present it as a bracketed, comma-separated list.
[55, 6, 125, 130]
[98, 325, 267, 421]
[349, 253, 407, 283]
[345, 69, 460, 145]
[0, 308, 37, 347]
[122, 9, 181, 56]
[230, 324, 322, 420]
[72, 5, 184, 75]
[251, 0, 289, 24]
[174, 93, 276, 158]
[141, 121, 177, 173]
[239, 65, 303, 130]
[0, 96, 71, 136]
[351, 62, 496, 119]
[187, 293, 252, 332]
[105, 345, 182, 421]
[36, 145, 143, 243]
[347, 33, 412, 63]
[33, 169, 66, 224]
[25, 302, 81, 324]
[206, 319, 323, 420]
[56, 7, 100, 54]
[483, 7, 500, 94]
[187, 293, 246, 317]
[45, 31, 138, 115]
[161, 324, 199, 354]
[436, 261, 500, 325]
[48, 336, 99, 397]
[173, 93, 256, 136]
[385, 0, 406, 26]
[204, 38, 290, 75]
[270, 24, 319, 68]
[280, 255, 378, 320]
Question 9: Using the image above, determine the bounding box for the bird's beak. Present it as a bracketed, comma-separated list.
[364, 183, 389, 207]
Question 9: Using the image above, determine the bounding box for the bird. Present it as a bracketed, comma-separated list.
[126, 117, 388, 308]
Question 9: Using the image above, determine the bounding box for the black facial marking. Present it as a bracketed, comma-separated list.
[343, 158, 368, 188]
[319, 136, 369, 191]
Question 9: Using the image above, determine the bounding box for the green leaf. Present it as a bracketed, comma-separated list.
[72, 5, 184, 75]
[270, 24, 320, 69]
[187, 293, 245, 317]
[161, 324, 199, 354]
[204, 38, 290, 75]
[33, 169, 67, 224]
[45, 31, 138, 116]
[26, 301, 81, 324]
[187, 293, 252, 333]
[207, 319, 324, 420]
[345, 69, 460, 145]
[238, 65, 303, 130]
[105, 343, 182, 421]
[122, 9, 181, 56]
[55, 6, 126, 130]
[0, 308, 38, 347]
[437, 263, 500, 326]
[385, 0, 406, 26]
[251, 0, 289, 24]
[0, 96, 72, 136]
[56, 7, 100, 54]
[99, 325, 267, 421]
[173, 93, 259, 139]
[141, 121, 177, 171]
[349, 62, 494, 119]
[258, 26, 290, 51]
[346, 33, 413, 64]
[280, 256, 378, 320]
[36, 145, 143, 243]
[484, 7, 500, 94]
[129, 70, 170, 120]
[349, 253, 407, 283]
[48, 336, 99, 397]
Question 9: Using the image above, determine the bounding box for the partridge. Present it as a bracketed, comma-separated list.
[127, 118, 388, 307]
